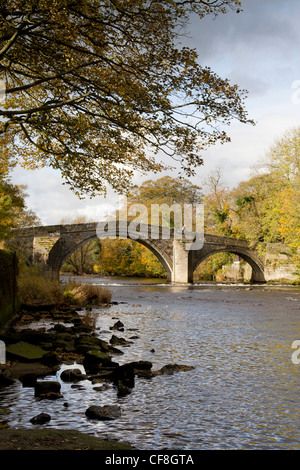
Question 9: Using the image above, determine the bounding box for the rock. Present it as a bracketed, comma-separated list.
[82, 349, 116, 374]
[112, 364, 135, 389]
[34, 381, 63, 399]
[41, 352, 60, 366]
[60, 368, 86, 383]
[97, 338, 124, 355]
[75, 335, 102, 354]
[0, 369, 15, 386]
[89, 369, 115, 382]
[127, 360, 154, 379]
[21, 303, 55, 312]
[51, 323, 74, 334]
[93, 384, 110, 392]
[155, 364, 195, 375]
[110, 320, 124, 331]
[116, 381, 131, 398]
[75, 335, 122, 355]
[18, 328, 53, 346]
[30, 413, 51, 425]
[127, 361, 152, 371]
[110, 335, 132, 346]
[19, 373, 37, 387]
[85, 405, 121, 421]
[52, 333, 76, 352]
[8, 362, 58, 380]
[6, 342, 48, 362]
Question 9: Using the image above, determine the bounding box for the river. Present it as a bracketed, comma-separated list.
[1, 276, 300, 450]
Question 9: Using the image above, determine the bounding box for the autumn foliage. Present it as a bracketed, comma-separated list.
[0, 0, 250, 196]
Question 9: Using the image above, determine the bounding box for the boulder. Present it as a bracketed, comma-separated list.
[19, 373, 37, 387]
[19, 328, 54, 346]
[83, 349, 113, 373]
[34, 381, 62, 400]
[110, 320, 124, 331]
[127, 360, 154, 379]
[89, 369, 115, 382]
[30, 413, 51, 425]
[6, 342, 48, 362]
[155, 364, 195, 375]
[127, 360, 152, 371]
[112, 364, 135, 389]
[52, 333, 75, 352]
[60, 368, 87, 383]
[116, 381, 131, 398]
[97, 338, 124, 356]
[110, 335, 132, 346]
[85, 405, 121, 421]
[8, 362, 58, 380]
[93, 384, 110, 392]
[0, 368, 15, 386]
[41, 351, 60, 366]
[75, 335, 122, 355]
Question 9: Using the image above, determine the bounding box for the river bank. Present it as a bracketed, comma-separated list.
[0, 428, 133, 450]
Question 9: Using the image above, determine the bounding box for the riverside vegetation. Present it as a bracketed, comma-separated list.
[0, 268, 194, 450]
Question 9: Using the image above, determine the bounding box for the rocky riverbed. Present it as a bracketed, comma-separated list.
[0, 302, 194, 450]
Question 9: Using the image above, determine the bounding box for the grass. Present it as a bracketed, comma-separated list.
[63, 282, 112, 306]
[17, 267, 112, 307]
[0, 428, 133, 450]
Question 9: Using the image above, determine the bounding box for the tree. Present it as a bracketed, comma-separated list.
[95, 238, 166, 278]
[60, 216, 101, 274]
[121, 175, 203, 228]
[202, 168, 233, 236]
[0, 0, 251, 196]
[0, 172, 41, 240]
[126, 175, 203, 206]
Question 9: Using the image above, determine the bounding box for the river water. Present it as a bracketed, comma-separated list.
[1, 276, 300, 450]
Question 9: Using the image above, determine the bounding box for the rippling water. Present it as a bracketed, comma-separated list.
[1, 276, 300, 450]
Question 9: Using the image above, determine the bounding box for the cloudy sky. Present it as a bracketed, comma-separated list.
[11, 0, 300, 225]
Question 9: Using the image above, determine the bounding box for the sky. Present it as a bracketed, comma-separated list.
[11, 0, 300, 225]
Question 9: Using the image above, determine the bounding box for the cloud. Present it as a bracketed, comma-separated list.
[11, 165, 120, 225]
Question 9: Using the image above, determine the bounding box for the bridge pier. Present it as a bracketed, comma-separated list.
[172, 240, 193, 283]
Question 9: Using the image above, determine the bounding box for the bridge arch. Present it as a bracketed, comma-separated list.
[191, 247, 265, 283]
[47, 230, 173, 281]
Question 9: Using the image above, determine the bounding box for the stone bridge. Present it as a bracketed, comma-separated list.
[10, 221, 267, 283]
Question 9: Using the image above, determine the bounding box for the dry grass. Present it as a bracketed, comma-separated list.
[64, 283, 112, 306]
[17, 268, 64, 305]
[17, 268, 111, 307]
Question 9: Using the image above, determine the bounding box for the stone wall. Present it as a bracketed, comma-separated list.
[220, 243, 299, 283]
[0, 250, 18, 328]
[264, 243, 299, 282]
